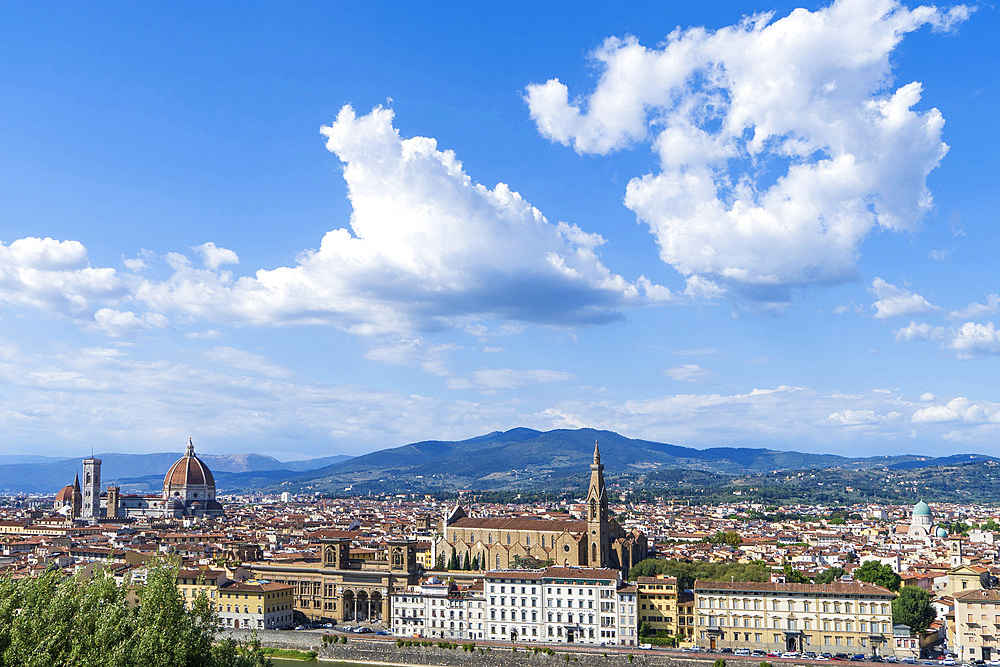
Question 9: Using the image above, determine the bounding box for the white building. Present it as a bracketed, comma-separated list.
[486, 566, 633, 646]
[391, 578, 484, 640]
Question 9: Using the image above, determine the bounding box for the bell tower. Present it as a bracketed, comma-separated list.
[586, 439, 609, 566]
[82, 455, 101, 521]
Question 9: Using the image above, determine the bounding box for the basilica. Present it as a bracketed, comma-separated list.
[53, 439, 224, 521]
[432, 440, 648, 575]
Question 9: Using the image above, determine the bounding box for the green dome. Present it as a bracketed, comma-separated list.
[913, 500, 932, 517]
[936, 527, 949, 538]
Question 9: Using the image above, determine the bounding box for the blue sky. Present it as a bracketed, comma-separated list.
[1, 1, 998, 460]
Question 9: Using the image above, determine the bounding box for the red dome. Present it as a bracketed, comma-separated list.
[163, 439, 215, 491]
[55, 484, 75, 503]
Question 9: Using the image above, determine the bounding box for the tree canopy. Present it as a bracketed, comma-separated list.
[0, 557, 270, 666]
[854, 561, 901, 591]
[814, 567, 847, 584]
[628, 558, 770, 590]
[892, 586, 936, 634]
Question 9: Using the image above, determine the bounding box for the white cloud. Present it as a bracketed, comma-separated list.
[951, 294, 1000, 319]
[664, 364, 715, 383]
[203, 346, 294, 378]
[526, 0, 967, 299]
[870, 278, 938, 319]
[0, 237, 123, 317]
[446, 368, 574, 392]
[911, 396, 999, 423]
[135, 106, 668, 335]
[93, 308, 168, 338]
[893, 321, 945, 342]
[947, 321, 1000, 358]
[194, 242, 239, 270]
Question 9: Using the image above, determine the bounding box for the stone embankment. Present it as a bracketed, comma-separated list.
[222, 629, 767, 667]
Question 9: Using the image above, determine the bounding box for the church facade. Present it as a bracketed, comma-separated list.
[53, 439, 224, 521]
[433, 441, 647, 574]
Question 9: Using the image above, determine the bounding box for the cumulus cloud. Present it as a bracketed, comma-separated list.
[871, 278, 938, 319]
[947, 322, 1000, 358]
[136, 105, 667, 335]
[664, 364, 715, 383]
[0, 237, 123, 317]
[911, 396, 999, 423]
[526, 0, 967, 299]
[194, 242, 239, 270]
[951, 294, 1000, 319]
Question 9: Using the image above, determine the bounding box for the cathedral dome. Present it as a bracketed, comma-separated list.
[163, 439, 215, 497]
[913, 500, 932, 517]
[55, 484, 75, 503]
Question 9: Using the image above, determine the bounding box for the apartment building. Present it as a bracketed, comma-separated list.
[636, 575, 680, 637]
[953, 588, 1000, 662]
[217, 580, 295, 630]
[390, 578, 485, 640]
[485, 567, 631, 645]
[694, 580, 895, 655]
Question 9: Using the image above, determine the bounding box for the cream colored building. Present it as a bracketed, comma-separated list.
[694, 581, 895, 655]
[953, 588, 1000, 662]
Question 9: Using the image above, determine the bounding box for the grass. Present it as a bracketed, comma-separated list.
[261, 647, 319, 661]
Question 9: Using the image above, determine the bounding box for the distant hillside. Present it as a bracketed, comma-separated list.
[275, 428, 916, 496]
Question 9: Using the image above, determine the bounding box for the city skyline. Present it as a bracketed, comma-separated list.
[1, 1, 998, 459]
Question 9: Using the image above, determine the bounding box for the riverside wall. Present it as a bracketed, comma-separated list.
[222, 629, 767, 667]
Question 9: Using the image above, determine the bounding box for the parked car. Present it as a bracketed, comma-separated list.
[735, 649, 752, 656]
[834, 653, 850, 661]
[768, 651, 782, 658]
[353, 627, 373, 634]
[850, 654, 866, 662]
[782, 652, 801, 658]
[803, 652, 818, 659]
[720, 648, 734, 654]
[752, 650, 768, 657]
[900, 658, 917, 665]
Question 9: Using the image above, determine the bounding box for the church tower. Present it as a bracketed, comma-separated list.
[82, 455, 101, 521]
[71, 473, 82, 520]
[586, 439, 609, 567]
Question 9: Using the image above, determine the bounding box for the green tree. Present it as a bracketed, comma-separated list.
[782, 564, 811, 584]
[0, 556, 271, 667]
[854, 561, 901, 591]
[708, 531, 742, 547]
[814, 567, 847, 584]
[892, 586, 936, 633]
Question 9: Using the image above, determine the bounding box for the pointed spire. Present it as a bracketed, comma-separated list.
[593, 439, 601, 465]
[73, 472, 81, 492]
[186, 437, 195, 457]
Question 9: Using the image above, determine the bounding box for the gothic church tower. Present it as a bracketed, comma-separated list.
[586, 439, 609, 567]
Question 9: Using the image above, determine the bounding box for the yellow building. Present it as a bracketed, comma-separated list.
[636, 575, 680, 638]
[177, 567, 227, 610]
[954, 588, 1000, 663]
[218, 580, 295, 630]
[694, 580, 895, 655]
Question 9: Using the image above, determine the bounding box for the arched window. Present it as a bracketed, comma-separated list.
[592, 543, 597, 562]
[507, 533, 511, 545]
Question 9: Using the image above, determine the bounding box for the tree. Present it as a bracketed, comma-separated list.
[708, 531, 742, 547]
[814, 567, 847, 584]
[638, 621, 652, 637]
[893, 586, 936, 634]
[782, 564, 811, 584]
[0, 556, 270, 666]
[855, 561, 901, 591]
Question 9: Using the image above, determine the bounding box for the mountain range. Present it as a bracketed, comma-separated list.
[5, 428, 998, 503]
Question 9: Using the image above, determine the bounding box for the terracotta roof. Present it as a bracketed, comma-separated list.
[163, 454, 215, 489]
[55, 485, 75, 503]
[955, 589, 1000, 602]
[450, 516, 586, 532]
[694, 580, 894, 596]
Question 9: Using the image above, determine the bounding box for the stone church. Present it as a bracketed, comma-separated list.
[433, 441, 648, 574]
